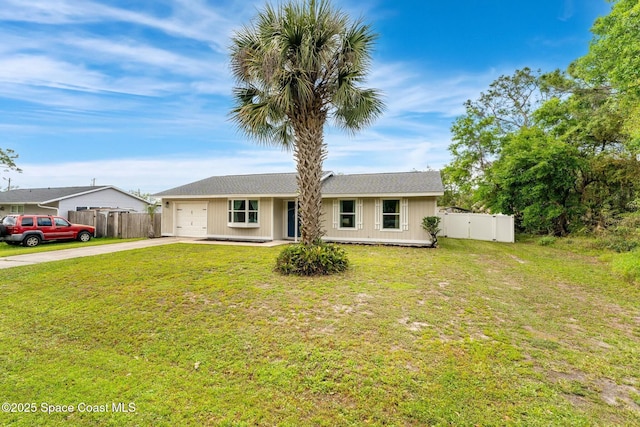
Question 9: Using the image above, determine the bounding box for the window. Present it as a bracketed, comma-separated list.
[333, 199, 362, 230]
[37, 217, 52, 227]
[54, 218, 71, 227]
[382, 200, 400, 229]
[339, 200, 356, 228]
[228, 199, 259, 227]
[375, 199, 408, 231]
[10, 205, 24, 214]
[21, 217, 33, 227]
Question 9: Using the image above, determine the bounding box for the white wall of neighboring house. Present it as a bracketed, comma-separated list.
[57, 188, 148, 218]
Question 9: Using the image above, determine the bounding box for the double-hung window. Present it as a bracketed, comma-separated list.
[333, 199, 362, 230]
[382, 199, 401, 230]
[339, 200, 356, 229]
[375, 198, 408, 231]
[228, 199, 259, 227]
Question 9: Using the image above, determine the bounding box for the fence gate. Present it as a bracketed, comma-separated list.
[437, 213, 514, 243]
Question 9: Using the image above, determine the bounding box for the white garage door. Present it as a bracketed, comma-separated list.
[175, 202, 208, 237]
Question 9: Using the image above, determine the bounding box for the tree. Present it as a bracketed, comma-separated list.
[534, 74, 640, 229]
[146, 203, 160, 238]
[1, 148, 21, 191]
[230, 0, 383, 245]
[1, 149, 21, 172]
[479, 127, 583, 235]
[572, 0, 640, 148]
[443, 102, 501, 208]
[443, 68, 564, 209]
[573, 0, 640, 96]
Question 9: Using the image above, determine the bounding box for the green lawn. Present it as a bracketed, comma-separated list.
[1, 239, 638, 426]
[0, 237, 143, 257]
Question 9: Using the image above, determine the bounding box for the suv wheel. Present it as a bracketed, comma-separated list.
[23, 235, 41, 247]
[77, 231, 92, 242]
[0, 224, 6, 237]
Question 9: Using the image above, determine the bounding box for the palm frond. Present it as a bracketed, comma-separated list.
[229, 0, 384, 141]
[332, 87, 385, 132]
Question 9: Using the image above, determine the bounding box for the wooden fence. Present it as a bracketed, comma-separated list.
[68, 210, 161, 239]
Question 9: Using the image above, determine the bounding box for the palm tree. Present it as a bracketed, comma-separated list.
[230, 0, 384, 245]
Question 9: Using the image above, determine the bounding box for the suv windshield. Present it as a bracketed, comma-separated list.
[1, 216, 16, 226]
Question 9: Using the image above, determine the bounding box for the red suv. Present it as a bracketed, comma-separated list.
[0, 215, 96, 247]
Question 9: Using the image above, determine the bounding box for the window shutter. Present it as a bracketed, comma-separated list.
[332, 200, 339, 229]
[374, 199, 381, 230]
[401, 198, 409, 231]
[356, 199, 363, 230]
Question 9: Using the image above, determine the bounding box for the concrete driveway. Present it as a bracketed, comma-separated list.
[0, 237, 288, 269]
[0, 237, 184, 269]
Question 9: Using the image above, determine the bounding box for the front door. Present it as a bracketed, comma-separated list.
[286, 201, 300, 238]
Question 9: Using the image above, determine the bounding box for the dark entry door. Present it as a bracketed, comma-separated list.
[287, 201, 300, 238]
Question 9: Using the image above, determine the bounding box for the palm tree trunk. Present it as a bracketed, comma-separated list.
[293, 114, 327, 245]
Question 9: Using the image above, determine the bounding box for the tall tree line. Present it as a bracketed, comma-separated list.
[443, 0, 640, 235]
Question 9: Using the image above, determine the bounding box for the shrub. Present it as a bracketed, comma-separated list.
[537, 236, 557, 246]
[275, 241, 349, 276]
[593, 211, 640, 252]
[421, 216, 441, 248]
[611, 250, 640, 283]
[595, 236, 639, 253]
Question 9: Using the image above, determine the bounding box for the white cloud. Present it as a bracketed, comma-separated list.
[370, 62, 501, 119]
[0, 54, 189, 99]
[4, 151, 297, 193]
[0, 0, 247, 51]
[0, 0, 513, 191]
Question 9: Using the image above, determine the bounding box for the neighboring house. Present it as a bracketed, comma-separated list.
[0, 186, 151, 219]
[154, 171, 444, 246]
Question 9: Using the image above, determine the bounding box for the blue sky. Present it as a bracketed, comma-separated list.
[0, 0, 611, 194]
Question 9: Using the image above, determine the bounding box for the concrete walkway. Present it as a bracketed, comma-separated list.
[0, 237, 289, 269]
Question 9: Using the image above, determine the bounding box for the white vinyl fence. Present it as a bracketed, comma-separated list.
[437, 213, 514, 243]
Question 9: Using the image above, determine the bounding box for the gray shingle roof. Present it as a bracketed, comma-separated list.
[154, 171, 444, 197]
[154, 173, 299, 196]
[0, 186, 111, 203]
[322, 171, 443, 195]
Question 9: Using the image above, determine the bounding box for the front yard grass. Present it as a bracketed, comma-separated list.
[0, 238, 143, 257]
[1, 239, 638, 426]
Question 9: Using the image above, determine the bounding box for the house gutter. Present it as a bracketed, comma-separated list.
[37, 204, 59, 215]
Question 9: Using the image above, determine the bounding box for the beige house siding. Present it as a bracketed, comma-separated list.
[1, 205, 60, 216]
[273, 199, 285, 240]
[160, 196, 438, 244]
[207, 198, 273, 240]
[323, 197, 437, 244]
[161, 198, 274, 239]
[161, 201, 175, 235]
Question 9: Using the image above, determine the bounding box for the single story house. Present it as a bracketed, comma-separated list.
[154, 171, 444, 245]
[0, 186, 151, 219]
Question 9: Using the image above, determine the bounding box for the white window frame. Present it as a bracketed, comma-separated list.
[10, 205, 24, 214]
[375, 198, 408, 232]
[227, 199, 260, 228]
[333, 199, 363, 230]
